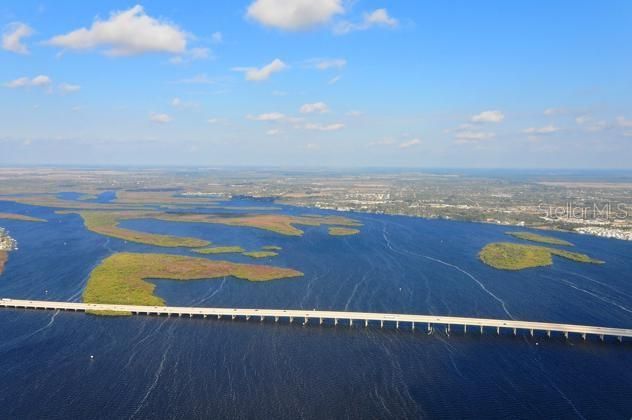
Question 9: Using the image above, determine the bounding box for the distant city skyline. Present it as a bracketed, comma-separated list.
[1, 1, 631, 168]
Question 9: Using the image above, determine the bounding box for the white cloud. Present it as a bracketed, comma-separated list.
[300, 102, 329, 114]
[399, 138, 421, 148]
[2, 22, 33, 54]
[266, 128, 280, 136]
[248, 112, 287, 121]
[59, 83, 81, 93]
[304, 122, 344, 131]
[46, 5, 187, 56]
[306, 143, 321, 150]
[544, 107, 567, 116]
[454, 131, 495, 143]
[171, 97, 197, 109]
[616, 116, 632, 128]
[471, 110, 504, 123]
[207, 118, 219, 124]
[4, 75, 51, 89]
[247, 0, 344, 31]
[523, 125, 560, 135]
[328, 75, 342, 85]
[169, 47, 212, 64]
[233, 58, 287, 81]
[334, 8, 398, 35]
[305, 58, 346, 70]
[211, 31, 223, 44]
[149, 113, 172, 123]
[346, 110, 363, 117]
[576, 115, 607, 132]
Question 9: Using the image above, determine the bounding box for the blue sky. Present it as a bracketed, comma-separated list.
[1, 1, 631, 168]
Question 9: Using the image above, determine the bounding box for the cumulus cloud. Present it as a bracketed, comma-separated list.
[454, 130, 495, 143]
[246, 0, 344, 31]
[328, 75, 342, 85]
[2, 22, 33, 54]
[576, 115, 607, 132]
[523, 125, 560, 135]
[59, 83, 81, 93]
[399, 138, 421, 148]
[471, 110, 504, 123]
[46, 5, 187, 56]
[4, 75, 51, 89]
[211, 31, 223, 44]
[334, 9, 398, 35]
[304, 122, 344, 131]
[248, 112, 287, 121]
[305, 57, 346, 70]
[616, 116, 632, 128]
[169, 47, 212, 64]
[233, 58, 287, 81]
[300, 102, 329, 113]
[149, 112, 172, 123]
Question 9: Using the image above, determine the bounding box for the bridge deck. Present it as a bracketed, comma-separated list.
[1, 298, 630, 340]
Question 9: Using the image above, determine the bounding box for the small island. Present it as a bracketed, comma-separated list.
[506, 231, 572, 246]
[243, 251, 278, 258]
[479, 242, 603, 270]
[0, 251, 7, 276]
[261, 245, 282, 251]
[193, 246, 246, 254]
[0, 213, 46, 222]
[83, 252, 303, 315]
[328, 227, 360, 236]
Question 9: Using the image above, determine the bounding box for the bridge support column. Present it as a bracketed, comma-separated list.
[246, 316, 251, 321]
[275, 316, 279, 323]
[334, 318, 338, 325]
[203, 315, 207, 319]
[304, 317, 308, 325]
[289, 317, 294, 323]
[412, 322, 415, 331]
[189, 314, 193, 318]
[320, 318, 323, 325]
[217, 314, 221, 319]
[547, 330, 551, 338]
[513, 328, 516, 336]
[365, 319, 368, 327]
[380, 320, 384, 328]
[600, 335, 604, 341]
[530, 329, 534, 337]
[396, 321, 399, 329]
[428, 323, 432, 332]
[496, 326, 500, 335]
[260, 316, 264, 322]
[564, 331, 568, 339]
[480, 325, 483, 334]
[349, 319, 353, 326]
[618, 336, 623, 342]
[582, 333, 586, 340]
[464, 324, 467, 334]
[232, 315, 236, 320]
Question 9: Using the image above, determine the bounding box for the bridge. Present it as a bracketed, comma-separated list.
[1, 298, 630, 342]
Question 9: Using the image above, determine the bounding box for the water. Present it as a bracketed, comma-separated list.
[0, 199, 630, 419]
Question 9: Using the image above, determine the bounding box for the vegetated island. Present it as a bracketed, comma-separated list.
[0, 213, 46, 222]
[60, 211, 210, 248]
[0, 251, 7, 276]
[243, 251, 278, 259]
[506, 231, 572, 246]
[479, 242, 603, 270]
[83, 252, 303, 315]
[261, 245, 282, 251]
[328, 227, 360, 236]
[152, 213, 362, 236]
[193, 246, 245, 254]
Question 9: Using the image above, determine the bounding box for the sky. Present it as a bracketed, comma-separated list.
[1, 0, 631, 168]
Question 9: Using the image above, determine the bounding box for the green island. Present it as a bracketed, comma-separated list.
[506, 231, 572, 246]
[62, 211, 210, 248]
[152, 213, 362, 236]
[0, 213, 46, 222]
[193, 246, 245, 254]
[83, 252, 303, 315]
[328, 227, 360, 236]
[243, 251, 278, 258]
[479, 242, 603, 270]
[261, 245, 282, 251]
[0, 251, 7, 276]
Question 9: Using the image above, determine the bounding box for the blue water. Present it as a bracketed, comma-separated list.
[0, 199, 630, 419]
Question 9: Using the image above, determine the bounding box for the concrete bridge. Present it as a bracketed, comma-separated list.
[1, 298, 630, 342]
